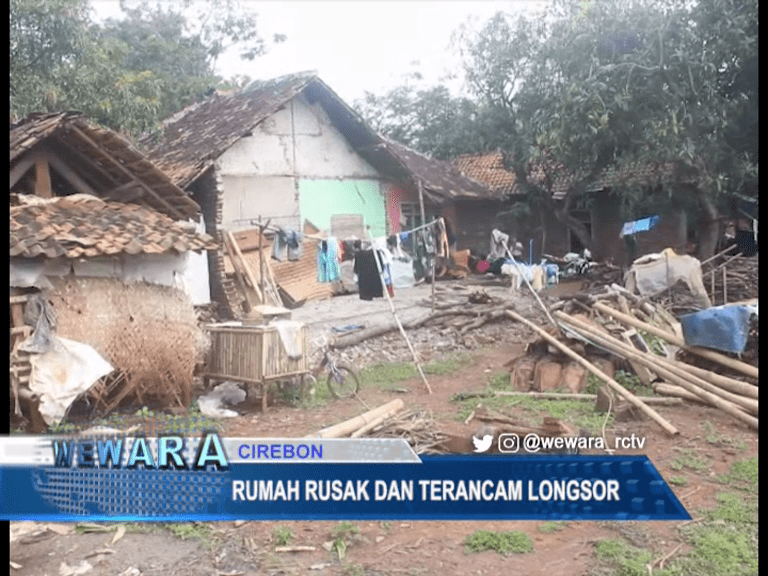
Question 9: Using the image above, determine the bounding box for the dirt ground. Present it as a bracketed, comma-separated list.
[9, 334, 759, 576]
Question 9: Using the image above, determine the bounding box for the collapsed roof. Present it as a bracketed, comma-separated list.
[10, 112, 201, 220]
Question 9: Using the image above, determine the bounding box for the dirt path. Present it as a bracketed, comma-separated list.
[10, 340, 758, 576]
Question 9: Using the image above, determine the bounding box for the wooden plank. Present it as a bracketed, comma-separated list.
[223, 233, 255, 312]
[35, 155, 52, 198]
[227, 231, 264, 303]
[232, 228, 266, 252]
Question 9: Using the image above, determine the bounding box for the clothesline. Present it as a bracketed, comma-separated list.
[232, 216, 444, 244]
[399, 217, 443, 236]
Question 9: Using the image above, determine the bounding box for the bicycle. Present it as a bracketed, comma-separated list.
[308, 338, 361, 399]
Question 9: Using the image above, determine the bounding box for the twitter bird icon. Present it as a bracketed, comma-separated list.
[472, 434, 493, 453]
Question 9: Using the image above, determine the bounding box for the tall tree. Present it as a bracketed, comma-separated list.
[466, 0, 758, 257]
[10, 0, 276, 136]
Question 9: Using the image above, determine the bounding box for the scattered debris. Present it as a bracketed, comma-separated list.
[59, 560, 93, 576]
[197, 382, 247, 419]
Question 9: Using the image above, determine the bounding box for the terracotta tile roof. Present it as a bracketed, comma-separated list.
[452, 150, 520, 196]
[10, 112, 201, 220]
[9, 194, 218, 259]
[383, 139, 500, 204]
[526, 156, 693, 199]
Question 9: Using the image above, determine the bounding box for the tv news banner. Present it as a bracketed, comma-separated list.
[0, 431, 690, 521]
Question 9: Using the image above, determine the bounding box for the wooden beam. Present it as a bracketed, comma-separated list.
[40, 148, 99, 197]
[51, 140, 120, 189]
[10, 155, 37, 189]
[67, 125, 187, 219]
[34, 155, 52, 198]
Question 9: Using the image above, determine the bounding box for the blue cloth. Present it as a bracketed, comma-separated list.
[620, 215, 660, 237]
[317, 237, 341, 283]
[680, 305, 756, 354]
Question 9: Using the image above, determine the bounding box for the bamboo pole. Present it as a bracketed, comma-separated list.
[350, 403, 405, 438]
[722, 265, 727, 304]
[366, 227, 432, 394]
[308, 399, 405, 438]
[653, 383, 711, 404]
[555, 312, 759, 416]
[593, 301, 758, 379]
[562, 312, 757, 399]
[503, 309, 679, 436]
[489, 391, 682, 404]
[561, 310, 758, 429]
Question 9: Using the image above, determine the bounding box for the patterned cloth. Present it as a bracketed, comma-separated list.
[317, 237, 341, 282]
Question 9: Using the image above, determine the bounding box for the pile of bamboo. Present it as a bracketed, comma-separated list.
[307, 399, 449, 454]
[547, 284, 758, 431]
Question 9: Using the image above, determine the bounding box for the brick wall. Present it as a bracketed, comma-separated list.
[189, 167, 240, 319]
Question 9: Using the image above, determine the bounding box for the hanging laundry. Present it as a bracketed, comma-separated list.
[286, 230, 302, 260]
[317, 237, 341, 283]
[271, 228, 288, 261]
[353, 249, 384, 301]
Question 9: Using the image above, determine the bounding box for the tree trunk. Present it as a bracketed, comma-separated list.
[554, 205, 592, 251]
[696, 187, 720, 260]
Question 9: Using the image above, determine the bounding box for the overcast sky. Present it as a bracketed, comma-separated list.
[93, 1, 547, 104]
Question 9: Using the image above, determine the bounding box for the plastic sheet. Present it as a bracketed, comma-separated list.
[27, 337, 114, 425]
[680, 304, 757, 354]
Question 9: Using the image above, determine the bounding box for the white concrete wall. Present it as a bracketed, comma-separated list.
[11, 247, 211, 306]
[216, 94, 385, 231]
[220, 175, 300, 231]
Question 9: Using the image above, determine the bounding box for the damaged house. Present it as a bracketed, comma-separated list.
[452, 149, 702, 265]
[142, 72, 497, 316]
[9, 113, 217, 429]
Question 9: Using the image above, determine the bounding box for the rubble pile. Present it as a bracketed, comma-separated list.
[328, 287, 545, 369]
[509, 282, 759, 432]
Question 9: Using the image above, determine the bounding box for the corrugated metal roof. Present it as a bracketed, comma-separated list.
[9, 113, 201, 220]
[9, 194, 217, 259]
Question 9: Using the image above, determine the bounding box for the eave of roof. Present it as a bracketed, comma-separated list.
[9, 194, 217, 259]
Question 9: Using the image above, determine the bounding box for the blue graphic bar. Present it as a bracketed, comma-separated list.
[0, 455, 691, 521]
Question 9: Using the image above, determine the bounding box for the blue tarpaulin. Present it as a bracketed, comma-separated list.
[620, 215, 660, 237]
[680, 304, 757, 354]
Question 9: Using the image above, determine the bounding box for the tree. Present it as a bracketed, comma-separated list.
[10, 0, 277, 136]
[458, 0, 758, 258]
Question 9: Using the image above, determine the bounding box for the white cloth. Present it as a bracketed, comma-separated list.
[625, 249, 711, 308]
[489, 229, 510, 259]
[272, 320, 305, 360]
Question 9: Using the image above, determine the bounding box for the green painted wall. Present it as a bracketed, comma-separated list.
[299, 179, 388, 237]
